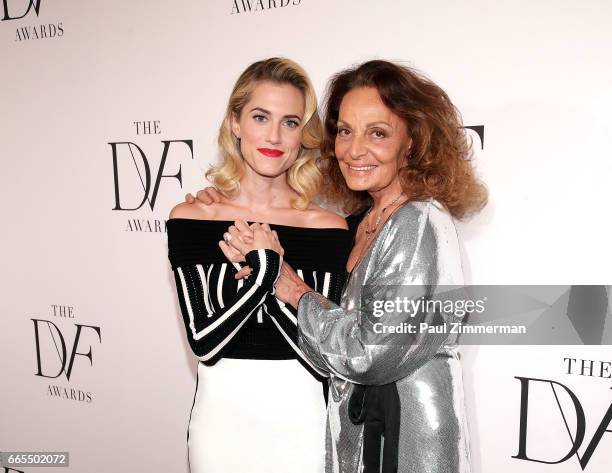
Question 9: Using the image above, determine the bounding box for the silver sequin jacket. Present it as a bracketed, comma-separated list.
[298, 199, 471, 473]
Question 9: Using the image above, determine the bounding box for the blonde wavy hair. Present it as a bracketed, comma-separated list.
[206, 57, 323, 210]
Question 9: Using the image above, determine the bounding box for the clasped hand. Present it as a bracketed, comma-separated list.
[186, 187, 309, 306]
[218, 220, 310, 308]
[218, 220, 284, 279]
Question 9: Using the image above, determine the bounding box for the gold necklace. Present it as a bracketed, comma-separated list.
[364, 191, 405, 240]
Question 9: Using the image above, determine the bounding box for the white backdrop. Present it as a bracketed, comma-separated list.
[2, 1, 611, 472]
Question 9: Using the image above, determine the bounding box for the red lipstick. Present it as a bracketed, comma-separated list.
[257, 148, 284, 158]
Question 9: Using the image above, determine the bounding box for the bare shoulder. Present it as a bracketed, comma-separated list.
[169, 201, 216, 220]
[304, 205, 348, 229]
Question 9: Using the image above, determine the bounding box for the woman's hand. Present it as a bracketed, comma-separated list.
[218, 221, 251, 277]
[218, 221, 285, 279]
[274, 262, 312, 309]
[224, 221, 283, 255]
[184, 186, 223, 205]
[218, 220, 253, 264]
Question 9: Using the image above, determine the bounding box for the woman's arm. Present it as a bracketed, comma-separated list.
[171, 248, 281, 362]
[168, 211, 283, 363]
[296, 201, 465, 385]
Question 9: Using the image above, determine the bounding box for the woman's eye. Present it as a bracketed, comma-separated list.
[285, 119, 299, 128]
[337, 128, 350, 137]
[253, 114, 267, 122]
[372, 129, 386, 138]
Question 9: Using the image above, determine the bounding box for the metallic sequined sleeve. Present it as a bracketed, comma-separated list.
[297, 200, 465, 386]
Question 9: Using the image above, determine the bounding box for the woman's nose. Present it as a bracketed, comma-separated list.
[266, 122, 281, 145]
[348, 134, 367, 160]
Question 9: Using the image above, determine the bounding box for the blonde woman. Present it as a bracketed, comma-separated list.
[167, 58, 352, 473]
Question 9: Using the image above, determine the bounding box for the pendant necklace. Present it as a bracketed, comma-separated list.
[364, 191, 405, 240]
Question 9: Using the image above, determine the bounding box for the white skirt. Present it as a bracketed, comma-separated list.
[188, 358, 327, 473]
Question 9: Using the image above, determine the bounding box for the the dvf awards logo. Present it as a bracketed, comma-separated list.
[513, 357, 612, 470]
[109, 120, 194, 233]
[32, 304, 101, 403]
[2, 0, 64, 42]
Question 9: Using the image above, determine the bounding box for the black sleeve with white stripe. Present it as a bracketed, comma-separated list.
[261, 268, 346, 378]
[173, 249, 281, 363]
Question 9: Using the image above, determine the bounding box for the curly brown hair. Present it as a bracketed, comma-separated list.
[318, 60, 487, 219]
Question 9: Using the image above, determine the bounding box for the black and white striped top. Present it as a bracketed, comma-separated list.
[167, 219, 353, 380]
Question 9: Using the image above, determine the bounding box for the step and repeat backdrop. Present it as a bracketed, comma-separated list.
[2, 1, 611, 472]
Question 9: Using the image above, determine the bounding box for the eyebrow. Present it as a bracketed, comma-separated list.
[337, 120, 392, 128]
[249, 107, 302, 120]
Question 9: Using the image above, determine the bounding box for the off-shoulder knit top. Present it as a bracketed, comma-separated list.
[167, 218, 354, 379]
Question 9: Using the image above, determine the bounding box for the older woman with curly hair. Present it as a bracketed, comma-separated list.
[218, 59, 487, 473]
